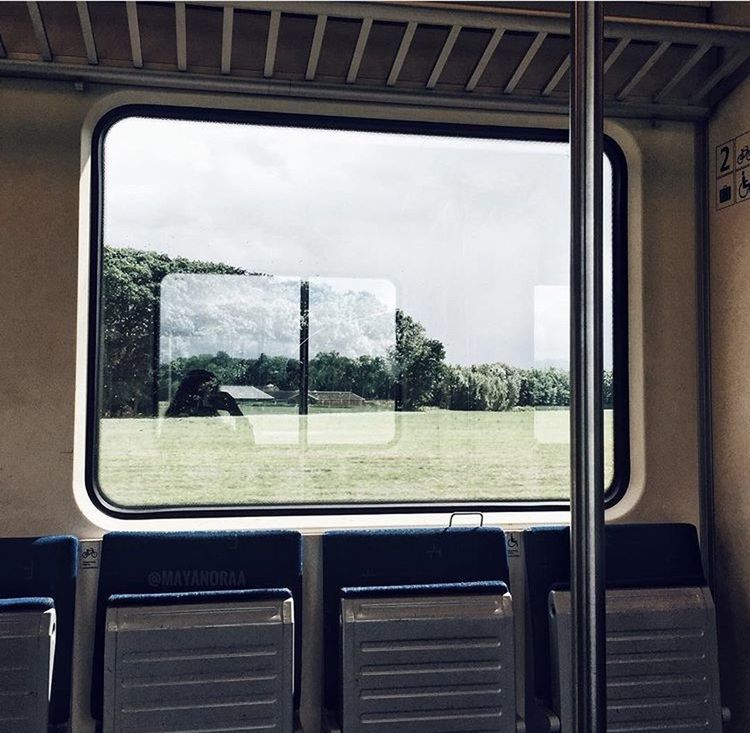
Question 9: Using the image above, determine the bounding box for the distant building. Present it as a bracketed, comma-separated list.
[252, 387, 368, 407]
[239, 384, 367, 407]
[223, 385, 274, 401]
[263, 389, 300, 403]
[308, 391, 367, 407]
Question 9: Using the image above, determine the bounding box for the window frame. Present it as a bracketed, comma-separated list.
[86, 104, 630, 519]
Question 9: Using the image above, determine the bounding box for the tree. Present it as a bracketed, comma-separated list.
[438, 363, 521, 412]
[102, 247, 244, 416]
[309, 351, 356, 392]
[307, 353, 392, 399]
[518, 367, 570, 407]
[243, 354, 298, 389]
[391, 310, 446, 410]
[352, 355, 392, 399]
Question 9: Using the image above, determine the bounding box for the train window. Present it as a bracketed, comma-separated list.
[89, 109, 627, 514]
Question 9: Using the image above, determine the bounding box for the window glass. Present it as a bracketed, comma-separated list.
[95, 114, 620, 510]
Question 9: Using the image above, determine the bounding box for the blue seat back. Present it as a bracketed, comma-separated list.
[0, 535, 79, 725]
[524, 523, 705, 709]
[91, 530, 302, 719]
[322, 527, 510, 715]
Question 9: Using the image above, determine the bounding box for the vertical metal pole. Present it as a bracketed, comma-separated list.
[570, 3, 606, 732]
[299, 279, 310, 446]
[695, 122, 716, 591]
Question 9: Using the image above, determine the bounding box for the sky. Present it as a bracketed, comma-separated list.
[103, 116, 614, 369]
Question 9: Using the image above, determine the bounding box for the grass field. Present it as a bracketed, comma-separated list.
[98, 408, 615, 508]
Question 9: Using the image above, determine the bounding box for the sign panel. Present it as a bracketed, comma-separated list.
[717, 131, 750, 210]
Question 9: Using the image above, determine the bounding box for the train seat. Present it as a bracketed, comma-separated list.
[322, 527, 516, 733]
[0, 535, 78, 733]
[92, 531, 302, 733]
[524, 523, 722, 733]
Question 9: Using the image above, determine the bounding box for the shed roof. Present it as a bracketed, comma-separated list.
[223, 385, 274, 400]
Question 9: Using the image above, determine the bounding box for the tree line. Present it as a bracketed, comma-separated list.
[160, 351, 392, 402]
[160, 347, 614, 412]
[102, 246, 614, 416]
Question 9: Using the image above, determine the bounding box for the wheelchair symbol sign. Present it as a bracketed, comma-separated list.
[506, 532, 520, 558]
[738, 169, 750, 203]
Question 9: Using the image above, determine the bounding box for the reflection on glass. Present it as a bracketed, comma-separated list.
[158, 273, 396, 446]
[96, 117, 618, 508]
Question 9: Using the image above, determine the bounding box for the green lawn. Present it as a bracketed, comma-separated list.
[98, 409, 615, 508]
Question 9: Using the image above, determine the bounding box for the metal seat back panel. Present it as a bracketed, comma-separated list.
[550, 586, 723, 733]
[0, 536, 78, 727]
[342, 592, 515, 733]
[0, 608, 56, 733]
[103, 598, 294, 733]
[322, 527, 510, 719]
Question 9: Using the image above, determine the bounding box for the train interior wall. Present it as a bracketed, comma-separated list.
[2, 10, 750, 726]
[708, 3, 750, 729]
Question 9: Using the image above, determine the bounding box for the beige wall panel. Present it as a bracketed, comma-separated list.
[0, 80, 99, 538]
[707, 4, 750, 726]
[709, 58, 750, 733]
[708, 7, 750, 729]
[610, 120, 700, 526]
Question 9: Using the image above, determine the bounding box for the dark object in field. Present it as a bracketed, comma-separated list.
[165, 369, 243, 417]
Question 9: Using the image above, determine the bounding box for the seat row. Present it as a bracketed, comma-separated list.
[0, 524, 723, 733]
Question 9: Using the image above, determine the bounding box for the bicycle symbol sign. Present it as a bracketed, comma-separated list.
[79, 542, 100, 570]
[717, 131, 750, 210]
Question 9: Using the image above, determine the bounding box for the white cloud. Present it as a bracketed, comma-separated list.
[104, 117, 614, 368]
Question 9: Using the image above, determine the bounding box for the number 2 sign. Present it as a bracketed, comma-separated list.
[718, 142, 733, 177]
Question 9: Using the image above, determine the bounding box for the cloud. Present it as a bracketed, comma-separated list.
[104, 117, 614, 368]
